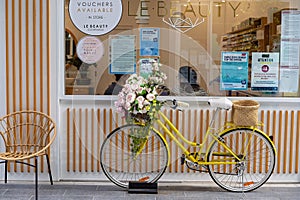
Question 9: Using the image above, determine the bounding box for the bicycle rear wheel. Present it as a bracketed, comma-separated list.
[207, 128, 276, 192]
[100, 124, 168, 188]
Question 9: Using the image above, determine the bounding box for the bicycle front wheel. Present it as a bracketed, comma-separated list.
[207, 128, 276, 192]
[100, 124, 169, 188]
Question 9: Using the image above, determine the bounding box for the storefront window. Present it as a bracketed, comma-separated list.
[64, 0, 300, 97]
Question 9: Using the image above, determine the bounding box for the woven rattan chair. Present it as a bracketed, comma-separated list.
[0, 110, 56, 200]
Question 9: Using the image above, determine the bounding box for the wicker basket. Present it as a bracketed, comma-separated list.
[232, 100, 260, 126]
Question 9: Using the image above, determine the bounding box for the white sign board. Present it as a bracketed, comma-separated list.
[69, 0, 122, 35]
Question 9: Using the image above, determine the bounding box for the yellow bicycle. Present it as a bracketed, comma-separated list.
[100, 98, 276, 192]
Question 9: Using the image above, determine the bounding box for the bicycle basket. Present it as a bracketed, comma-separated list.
[232, 100, 260, 126]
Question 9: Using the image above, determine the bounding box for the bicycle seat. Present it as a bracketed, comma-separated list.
[208, 97, 232, 110]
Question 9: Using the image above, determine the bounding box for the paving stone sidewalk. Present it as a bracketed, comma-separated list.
[0, 181, 299, 200]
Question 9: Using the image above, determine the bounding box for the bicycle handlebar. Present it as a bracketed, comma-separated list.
[163, 97, 233, 111]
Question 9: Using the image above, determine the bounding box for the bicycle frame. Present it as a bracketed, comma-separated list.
[147, 108, 276, 166]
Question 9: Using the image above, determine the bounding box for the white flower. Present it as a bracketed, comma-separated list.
[146, 93, 155, 101]
[136, 96, 145, 103]
[126, 93, 136, 103]
[143, 100, 150, 106]
[131, 83, 139, 91]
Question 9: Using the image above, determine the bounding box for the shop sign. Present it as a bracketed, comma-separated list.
[76, 36, 104, 64]
[251, 53, 279, 91]
[109, 35, 136, 74]
[220, 52, 248, 91]
[69, 0, 122, 35]
[140, 28, 160, 56]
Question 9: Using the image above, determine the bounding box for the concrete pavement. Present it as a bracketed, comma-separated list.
[0, 181, 299, 200]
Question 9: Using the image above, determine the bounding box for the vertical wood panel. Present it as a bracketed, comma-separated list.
[181, 110, 185, 173]
[296, 111, 300, 173]
[25, 0, 30, 111]
[283, 111, 288, 173]
[5, 0, 51, 174]
[289, 111, 294, 173]
[85, 109, 88, 172]
[72, 108, 76, 172]
[91, 109, 94, 172]
[67, 108, 70, 172]
[46, 0, 50, 115]
[79, 109, 82, 172]
[33, 0, 37, 110]
[61, 107, 300, 178]
[5, 0, 10, 115]
[97, 109, 101, 172]
[18, 0, 23, 111]
[277, 111, 282, 173]
[175, 110, 179, 173]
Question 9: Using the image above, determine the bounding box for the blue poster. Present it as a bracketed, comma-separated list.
[109, 35, 136, 74]
[140, 28, 160, 56]
[220, 52, 249, 90]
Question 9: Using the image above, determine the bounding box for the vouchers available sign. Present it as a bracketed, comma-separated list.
[69, 0, 122, 35]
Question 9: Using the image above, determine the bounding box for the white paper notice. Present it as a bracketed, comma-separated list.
[279, 10, 300, 92]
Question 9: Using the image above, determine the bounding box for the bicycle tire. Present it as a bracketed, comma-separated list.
[100, 124, 169, 188]
[207, 128, 276, 192]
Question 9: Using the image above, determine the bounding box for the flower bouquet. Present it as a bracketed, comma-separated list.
[114, 60, 167, 154]
[115, 60, 167, 123]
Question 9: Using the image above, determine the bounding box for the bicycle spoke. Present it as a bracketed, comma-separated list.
[207, 128, 275, 192]
[100, 124, 168, 188]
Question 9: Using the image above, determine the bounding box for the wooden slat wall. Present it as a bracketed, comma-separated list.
[5, 0, 50, 114]
[63, 107, 300, 176]
[5, 0, 51, 172]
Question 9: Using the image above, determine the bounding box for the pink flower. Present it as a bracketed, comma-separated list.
[137, 86, 144, 94]
[131, 83, 139, 91]
[116, 107, 124, 113]
[125, 102, 131, 110]
[126, 93, 136, 103]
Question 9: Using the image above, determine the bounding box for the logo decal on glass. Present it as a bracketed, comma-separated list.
[69, 0, 122, 36]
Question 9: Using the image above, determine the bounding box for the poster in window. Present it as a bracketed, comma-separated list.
[110, 35, 136, 74]
[139, 58, 159, 79]
[76, 36, 104, 64]
[220, 52, 248, 90]
[140, 28, 160, 56]
[251, 53, 279, 91]
[279, 10, 300, 92]
[68, 0, 122, 36]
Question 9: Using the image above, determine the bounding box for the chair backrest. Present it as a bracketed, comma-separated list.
[0, 110, 56, 160]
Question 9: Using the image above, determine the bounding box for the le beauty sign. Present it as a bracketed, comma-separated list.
[69, 0, 123, 35]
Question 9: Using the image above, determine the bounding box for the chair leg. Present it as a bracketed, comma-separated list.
[4, 160, 7, 183]
[35, 157, 38, 200]
[45, 154, 53, 185]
